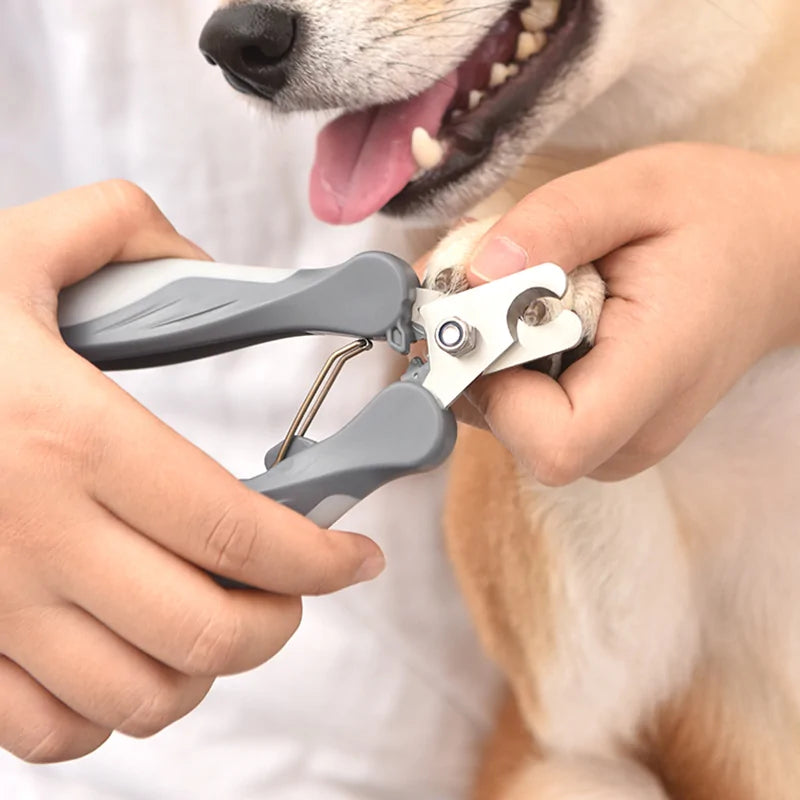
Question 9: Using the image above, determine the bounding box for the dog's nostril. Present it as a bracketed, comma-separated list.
[199, 4, 298, 99]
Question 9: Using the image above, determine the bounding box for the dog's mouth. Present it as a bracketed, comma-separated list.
[310, 0, 593, 224]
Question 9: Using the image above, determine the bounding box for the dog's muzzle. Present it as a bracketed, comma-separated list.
[199, 4, 298, 100]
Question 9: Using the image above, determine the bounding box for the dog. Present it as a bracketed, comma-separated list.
[199, 1, 800, 797]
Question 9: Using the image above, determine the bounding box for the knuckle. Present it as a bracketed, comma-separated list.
[0, 396, 97, 497]
[102, 178, 156, 213]
[626, 145, 688, 208]
[628, 429, 673, 469]
[202, 502, 260, 574]
[96, 179, 167, 234]
[26, 386, 115, 484]
[630, 156, 670, 201]
[117, 679, 186, 738]
[182, 609, 242, 675]
[18, 724, 87, 764]
[303, 532, 348, 595]
[529, 185, 588, 259]
[534, 440, 584, 487]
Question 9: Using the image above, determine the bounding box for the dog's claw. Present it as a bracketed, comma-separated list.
[522, 295, 563, 327]
[424, 219, 605, 377]
[429, 266, 471, 294]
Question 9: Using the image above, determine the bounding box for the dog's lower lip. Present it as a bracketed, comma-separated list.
[384, 0, 594, 216]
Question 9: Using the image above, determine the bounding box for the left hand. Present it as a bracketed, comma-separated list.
[434, 143, 800, 484]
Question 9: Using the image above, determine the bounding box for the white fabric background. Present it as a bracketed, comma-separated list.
[0, 1, 501, 797]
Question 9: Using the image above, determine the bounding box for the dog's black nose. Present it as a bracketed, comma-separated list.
[199, 4, 297, 99]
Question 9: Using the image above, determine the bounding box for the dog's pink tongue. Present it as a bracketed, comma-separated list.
[310, 79, 456, 224]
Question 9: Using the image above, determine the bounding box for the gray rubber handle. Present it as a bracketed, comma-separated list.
[244, 378, 457, 528]
[214, 376, 454, 589]
[58, 252, 419, 369]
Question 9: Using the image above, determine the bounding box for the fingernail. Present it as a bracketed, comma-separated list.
[471, 236, 528, 282]
[354, 551, 386, 584]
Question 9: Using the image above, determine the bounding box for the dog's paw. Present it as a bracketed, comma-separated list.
[423, 217, 498, 294]
[424, 217, 606, 375]
[525, 263, 605, 376]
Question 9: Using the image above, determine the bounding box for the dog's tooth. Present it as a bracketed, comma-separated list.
[451, 108, 464, 120]
[411, 127, 444, 170]
[489, 62, 510, 88]
[468, 89, 485, 110]
[520, 7, 539, 31]
[506, 63, 520, 77]
[516, 30, 547, 61]
[520, 0, 560, 32]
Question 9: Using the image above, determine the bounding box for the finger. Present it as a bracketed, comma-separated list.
[0, 656, 110, 763]
[466, 296, 682, 485]
[1, 602, 214, 737]
[47, 501, 304, 676]
[0, 180, 208, 294]
[80, 372, 384, 594]
[466, 152, 672, 284]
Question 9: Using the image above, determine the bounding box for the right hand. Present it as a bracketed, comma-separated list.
[0, 181, 385, 762]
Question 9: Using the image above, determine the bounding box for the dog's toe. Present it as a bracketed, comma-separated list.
[424, 216, 498, 294]
[425, 221, 606, 377]
[522, 295, 563, 327]
[520, 264, 605, 376]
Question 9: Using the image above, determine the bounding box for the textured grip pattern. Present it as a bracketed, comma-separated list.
[59, 253, 419, 369]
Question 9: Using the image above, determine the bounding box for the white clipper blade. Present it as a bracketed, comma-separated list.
[416, 263, 579, 408]
[484, 309, 582, 375]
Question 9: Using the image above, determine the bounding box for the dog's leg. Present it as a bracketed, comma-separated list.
[424, 218, 605, 375]
[432, 220, 691, 800]
[475, 692, 668, 800]
[473, 692, 537, 800]
[445, 427, 698, 800]
[500, 756, 669, 800]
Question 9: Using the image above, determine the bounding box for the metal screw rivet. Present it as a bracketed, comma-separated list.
[435, 317, 476, 357]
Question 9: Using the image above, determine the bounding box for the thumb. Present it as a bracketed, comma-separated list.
[464, 296, 671, 486]
[466, 151, 666, 285]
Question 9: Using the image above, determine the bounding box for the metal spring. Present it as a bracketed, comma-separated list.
[273, 338, 373, 465]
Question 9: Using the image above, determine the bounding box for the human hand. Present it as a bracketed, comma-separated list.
[0, 182, 384, 762]
[441, 144, 800, 483]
